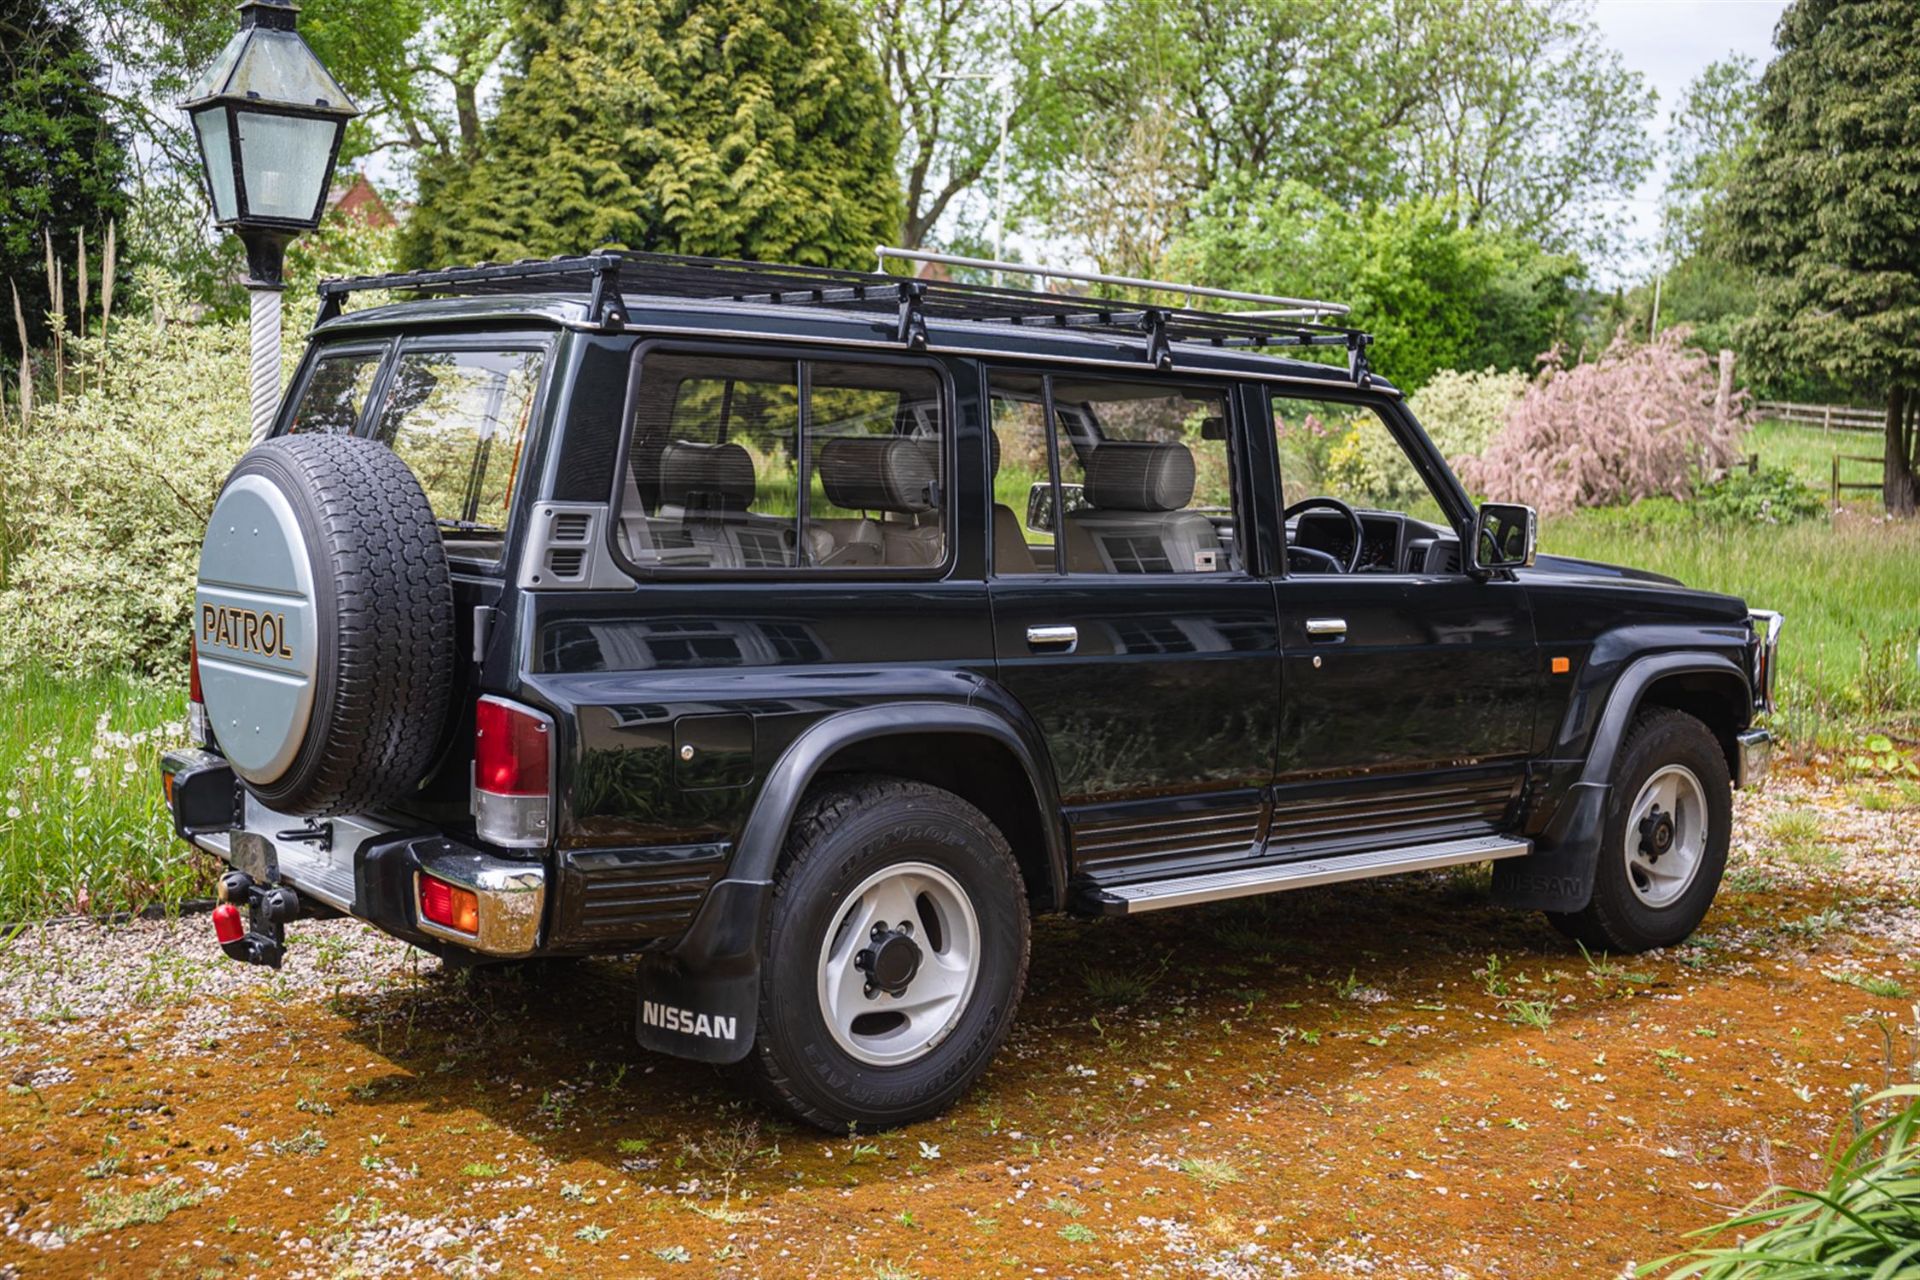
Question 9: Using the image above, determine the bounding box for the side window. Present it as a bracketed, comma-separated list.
[617, 353, 947, 573]
[1271, 396, 1450, 527]
[289, 349, 384, 434]
[369, 347, 546, 558]
[991, 371, 1236, 576]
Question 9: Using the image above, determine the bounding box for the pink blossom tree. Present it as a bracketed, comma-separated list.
[1459, 329, 1745, 514]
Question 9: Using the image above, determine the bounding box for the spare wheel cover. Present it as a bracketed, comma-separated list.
[197, 471, 325, 784]
[195, 434, 455, 817]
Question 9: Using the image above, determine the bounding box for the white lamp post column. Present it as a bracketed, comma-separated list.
[182, 0, 358, 446]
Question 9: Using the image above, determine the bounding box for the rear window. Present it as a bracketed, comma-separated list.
[290, 345, 546, 559]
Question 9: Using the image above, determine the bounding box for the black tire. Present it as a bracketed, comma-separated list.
[1548, 707, 1731, 954]
[215, 435, 454, 816]
[741, 775, 1030, 1131]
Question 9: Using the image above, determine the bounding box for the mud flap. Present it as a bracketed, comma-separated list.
[1490, 782, 1607, 912]
[633, 877, 771, 1065]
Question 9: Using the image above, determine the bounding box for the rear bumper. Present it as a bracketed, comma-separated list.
[1735, 727, 1773, 789]
[162, 748, 547, 959]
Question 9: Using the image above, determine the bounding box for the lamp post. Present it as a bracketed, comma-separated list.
[933, 70, 1013, 286]
[182, 0, 359, 445]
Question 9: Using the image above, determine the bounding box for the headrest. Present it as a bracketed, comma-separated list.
[659, 440, 756, 511]
[989, 428, 1002, 479]
[817, 436, 939, 514]
[1082, 441, 1194, 512]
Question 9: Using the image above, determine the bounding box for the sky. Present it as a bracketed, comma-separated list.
[1588, 0, 1791, 286]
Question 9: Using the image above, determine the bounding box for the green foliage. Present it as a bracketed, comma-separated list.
[1039, 0, 1653, 267]
[1644, 1087, 1920, 1279]
[1661, 56, 1761, 262]
[0, 0, 129, 348]
[1174, 180, 1581, 391]
[1722, 0, 1920, 507]
[0, 665, 197, 921]
[1845, 733, 1920, 780]
[403, 0, 901, 270]
[1693, 465, 1824, 526]
[1408, 367, 1529, 468]
[0, 272, 256, 678]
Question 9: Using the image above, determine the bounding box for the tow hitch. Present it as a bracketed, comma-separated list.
[213, 870, 299, 968]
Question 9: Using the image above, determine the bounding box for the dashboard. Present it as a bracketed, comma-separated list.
[1291, 510, 1460, 574]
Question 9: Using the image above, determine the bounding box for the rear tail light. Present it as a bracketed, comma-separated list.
[471, 695, 553, 847]
[418, 873, 480, 935]
[188, 637, 210, 748]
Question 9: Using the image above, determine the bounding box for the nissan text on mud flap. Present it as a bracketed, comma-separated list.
[162, 249, 1783, 1130]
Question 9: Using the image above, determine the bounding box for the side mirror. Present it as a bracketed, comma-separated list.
[1025, 482, 1088, 533]
[1469, 502, 1537, 573]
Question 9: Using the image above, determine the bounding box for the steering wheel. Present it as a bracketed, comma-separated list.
[1283, 497, 1365, 574]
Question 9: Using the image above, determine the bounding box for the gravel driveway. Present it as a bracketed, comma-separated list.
[2, 770, 1915, 1279]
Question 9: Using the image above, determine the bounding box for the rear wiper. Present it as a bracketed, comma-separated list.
[435, 518, 503, 535]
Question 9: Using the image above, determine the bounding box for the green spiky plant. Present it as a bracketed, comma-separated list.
[1644, 1086, 1920, 1277]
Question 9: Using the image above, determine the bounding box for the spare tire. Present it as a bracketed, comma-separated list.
[195, 434, 454, 817]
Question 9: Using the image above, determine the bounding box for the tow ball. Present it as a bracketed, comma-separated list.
[212, 871, 299, 969]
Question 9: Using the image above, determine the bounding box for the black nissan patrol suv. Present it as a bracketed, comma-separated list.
[164, 248, 1781, 1130]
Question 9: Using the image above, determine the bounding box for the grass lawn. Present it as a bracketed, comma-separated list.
[1541, 513, 1919, 744]
[1542, 414, 1918, 745]
[1744, 415, 1888, 496]
[0, 666, 203, 921]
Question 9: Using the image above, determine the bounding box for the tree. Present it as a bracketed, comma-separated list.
[1723, 0, 1920, 513]
[1035, 0, 1412, 267]
[1028, 0, 1652, 273]
[855, 0, 1072, 250]
[0, 0, 129, 345]
[402, 0, 901, 269]
[1661, 55, 1761, 261]
[1173, 179, 1583, 391]
[1389, 0, 1656, 258]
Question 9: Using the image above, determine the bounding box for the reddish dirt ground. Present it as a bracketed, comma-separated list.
[1, 771, 1915, 1279]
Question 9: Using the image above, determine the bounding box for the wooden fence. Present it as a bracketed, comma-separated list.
[1831, 452, 1886, 506]
[1754, 399, 1884, 434]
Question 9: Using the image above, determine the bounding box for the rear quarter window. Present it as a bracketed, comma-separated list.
[290, 343, 548, 561]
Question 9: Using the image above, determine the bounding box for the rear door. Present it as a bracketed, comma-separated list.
[984, 369, 1280, 884]
[1264, 389, 1538, 856]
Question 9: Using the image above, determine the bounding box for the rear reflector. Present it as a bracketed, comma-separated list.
[419, 873, 480, 935]
[212, 902, 244, 945]
[472, 695, 553, 848]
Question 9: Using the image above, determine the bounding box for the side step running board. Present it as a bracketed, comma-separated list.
[1085, 834, 1531, 915]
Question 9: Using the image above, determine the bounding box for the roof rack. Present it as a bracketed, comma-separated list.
[313, 247, 1375, 382]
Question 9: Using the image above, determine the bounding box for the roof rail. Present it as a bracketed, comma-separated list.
[873, 246, 1349, 320]
[312, 248, 1374, 382]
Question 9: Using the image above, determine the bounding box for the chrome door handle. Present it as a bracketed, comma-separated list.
[1026, 624, 1079, 652]
[1305, 617, 1347, 637]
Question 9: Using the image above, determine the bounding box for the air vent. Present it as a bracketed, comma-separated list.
[518, 502, 633, 592]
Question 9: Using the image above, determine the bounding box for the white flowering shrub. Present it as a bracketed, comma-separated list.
[0, 273, 266, 677]
[1409, 367, 1530, 469]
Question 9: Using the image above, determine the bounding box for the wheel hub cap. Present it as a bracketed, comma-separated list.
[1623, 765, 1709, 909]
[815, 861, 981, 1067]
[856, 925, 922, 996]
[1638, 806, 1675, 861]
